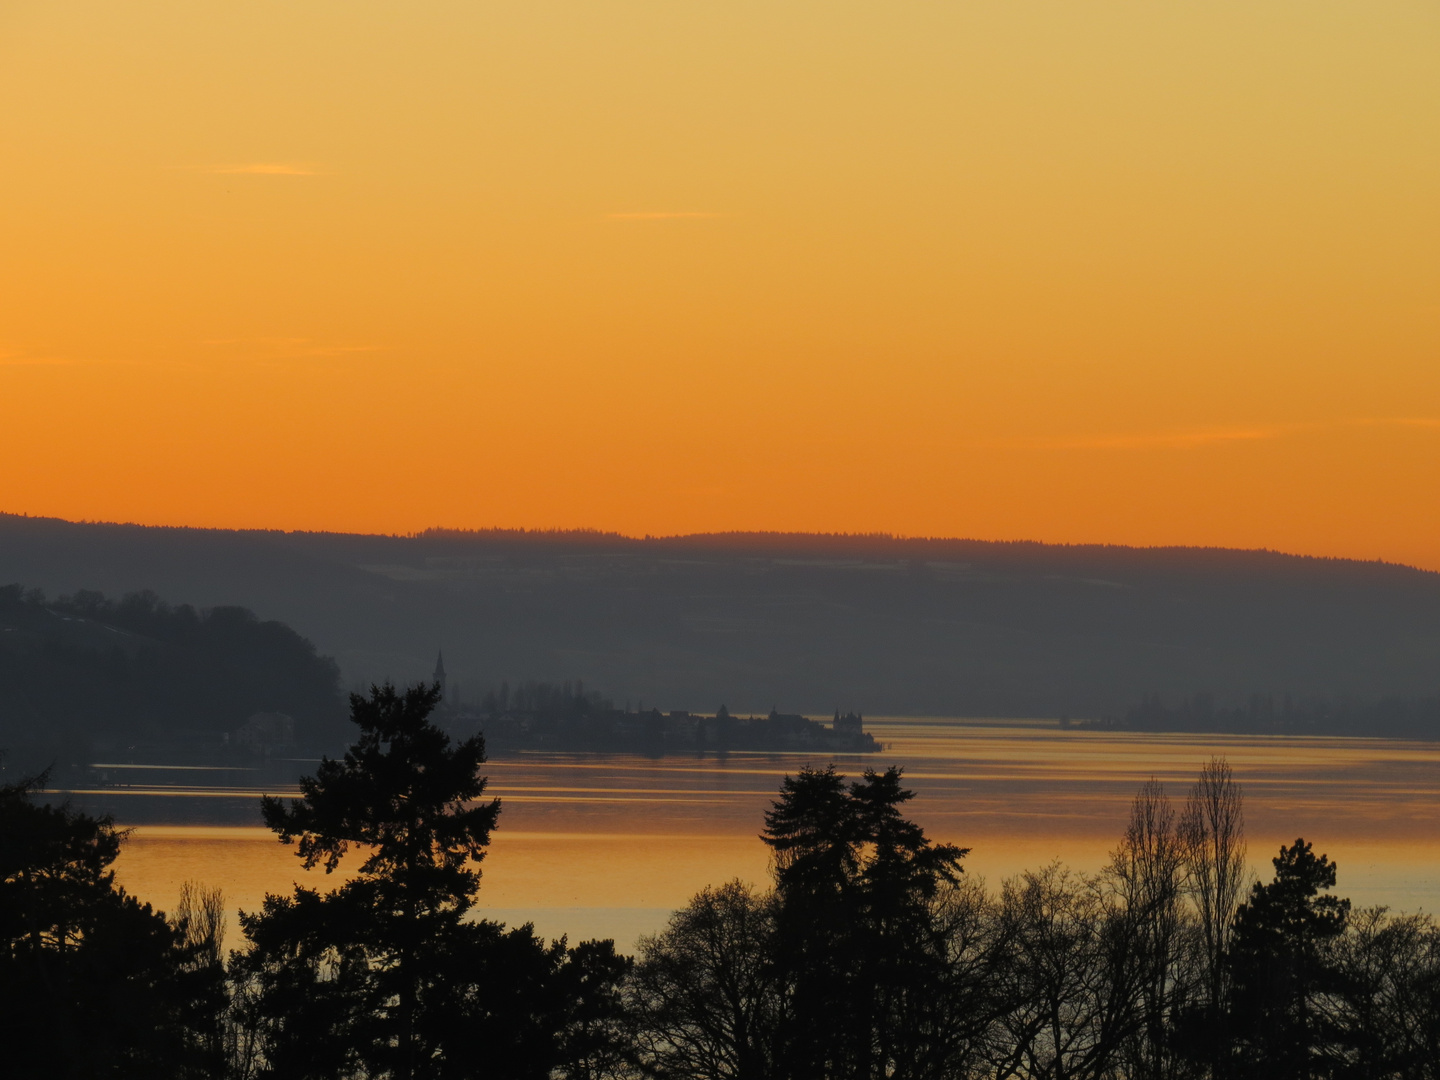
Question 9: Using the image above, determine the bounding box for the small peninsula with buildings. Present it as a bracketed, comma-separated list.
[435, 658, 878, 755]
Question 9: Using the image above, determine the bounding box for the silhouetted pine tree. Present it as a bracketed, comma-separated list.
[234, 682, 630, 1080]
[0, 771, 222, 1078]
[1224, 839, 1352, 1079]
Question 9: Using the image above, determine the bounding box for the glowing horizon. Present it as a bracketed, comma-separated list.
[3, 1, 1437, 569]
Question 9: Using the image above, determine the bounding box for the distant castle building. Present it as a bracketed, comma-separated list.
[231, 712, 296, 757]
[434, 650, 447, 701]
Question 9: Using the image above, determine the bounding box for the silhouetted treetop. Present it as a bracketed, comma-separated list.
[1225, 838, 1354, 1075]
[241, 683, 624, 1080]
[263, 682, 498, 886]
[0, 770, 220, 1077]
[763, 765, 967, 901]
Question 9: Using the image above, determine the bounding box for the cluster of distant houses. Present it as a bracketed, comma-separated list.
[448, 703, 877, 755]
[429, 651, 878, 755]
[82, 647, 877, 785]
[224, 711, 296, 756]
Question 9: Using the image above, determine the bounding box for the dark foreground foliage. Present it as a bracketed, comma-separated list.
[0, 773, 226, 1079]
[5, 688, 1440, 1079]
[234, 683, 633, 1080]
[632, 765, 1440, 1080]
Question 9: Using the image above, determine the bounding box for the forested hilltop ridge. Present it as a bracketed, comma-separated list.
[0, 583, 346, 773]
[3, 513, 1440, 722]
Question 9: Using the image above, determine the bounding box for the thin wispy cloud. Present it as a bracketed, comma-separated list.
[1350, 416, 1440, 430]
[605, 211, 723, 220]
[1063, 427, 1281, 450]
[201, 337, 381, 360]
[0, 345, 79, 367]
[999, 427, 1282, 451]
[206, 163, 321, 176]
[279, 342, 382, 359]
[997, 417, 1440, 452]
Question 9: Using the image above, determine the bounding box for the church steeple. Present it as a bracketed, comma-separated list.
[433, 650, 447, 700]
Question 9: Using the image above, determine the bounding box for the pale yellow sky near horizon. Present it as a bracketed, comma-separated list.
[2, 2, 1438, 567]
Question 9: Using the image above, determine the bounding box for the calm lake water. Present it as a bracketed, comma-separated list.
[85, 720, 1440, 950]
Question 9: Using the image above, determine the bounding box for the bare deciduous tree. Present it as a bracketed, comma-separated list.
[170, 881, 230, 1076]
[990, 863, 1139, 1080]
[1179, 757, 1246, 1014]
[629, 881, 784, 1080]
[1109, 779, 1191, 1080]
[173, 880, 227, 969]
[1328, 907, 1440, 1078]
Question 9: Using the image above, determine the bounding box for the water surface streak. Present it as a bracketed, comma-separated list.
[104, 720, 1440, 949]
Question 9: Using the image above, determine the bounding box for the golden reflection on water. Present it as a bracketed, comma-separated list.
[107, 720, 1440, 948]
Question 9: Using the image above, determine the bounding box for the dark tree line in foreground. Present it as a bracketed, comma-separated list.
[4, 685, 1440, 1079]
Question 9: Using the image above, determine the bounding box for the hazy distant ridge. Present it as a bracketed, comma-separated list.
[3, 513, 1438, 720]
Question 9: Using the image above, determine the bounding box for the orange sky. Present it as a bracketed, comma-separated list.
[2, 1, 1437, 568]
